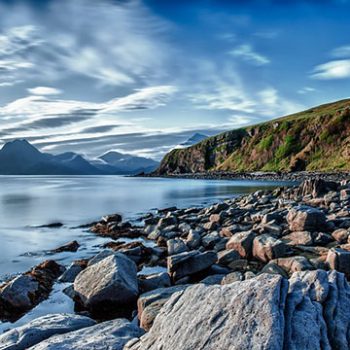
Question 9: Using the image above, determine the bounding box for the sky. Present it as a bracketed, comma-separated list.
[0, 0, 350, 160]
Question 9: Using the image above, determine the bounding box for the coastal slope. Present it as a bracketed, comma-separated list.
[156, 99, 350, 174]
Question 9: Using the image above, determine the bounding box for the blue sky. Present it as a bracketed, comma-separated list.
[0, 0, 350, 159]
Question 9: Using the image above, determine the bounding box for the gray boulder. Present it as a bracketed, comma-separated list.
[127, 274, 287, 350]
[167, 239, 188, 256]
[74, 253, 138, 317]
[128, 270, 350, 350]
[252, 234, 289, 263]
[285, 270, 350, 349]
[58, 261, 86, 283]
[326, 248, 350, 278]
[28, 319, 144, 350]
[137, 285, 189, 331]
[287, 206, 327, 232]
[282, 231, 313, 246]
[138, 272, 171, 293]
[0, 275, 39, 310]
[167, 250, 217, 281]
[0, 313, 95, 350]
[185, 230, 201, 249]
[225, 231, 256, 258]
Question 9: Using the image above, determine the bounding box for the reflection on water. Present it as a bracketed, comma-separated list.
[0, 175, 293, 278]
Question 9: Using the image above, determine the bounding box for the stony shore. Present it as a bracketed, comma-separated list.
[141, 170, 350, 182]
[1, 178, 350, 349]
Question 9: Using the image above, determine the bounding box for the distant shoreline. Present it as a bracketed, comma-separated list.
[139, 171, 350, 182]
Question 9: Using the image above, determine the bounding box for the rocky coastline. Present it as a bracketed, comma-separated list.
[1, 178, 350, 348]
[141, 170, 350, 182]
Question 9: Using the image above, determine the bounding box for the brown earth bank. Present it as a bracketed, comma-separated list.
[1, 178, 350, 349]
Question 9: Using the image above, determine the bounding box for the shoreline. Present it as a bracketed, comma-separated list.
[139, 171, 350, 182]
[1, 177, 350, 348]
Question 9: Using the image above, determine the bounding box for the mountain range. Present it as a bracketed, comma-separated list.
[0, 140, 159, 175]
[157, 98, 350, 174]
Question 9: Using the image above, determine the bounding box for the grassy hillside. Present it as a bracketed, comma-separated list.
[157, 99, 350, 174]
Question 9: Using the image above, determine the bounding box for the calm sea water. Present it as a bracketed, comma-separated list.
[0, 175, 292, 279]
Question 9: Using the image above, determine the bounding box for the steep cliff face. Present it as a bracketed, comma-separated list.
[157, 99, 350, 174]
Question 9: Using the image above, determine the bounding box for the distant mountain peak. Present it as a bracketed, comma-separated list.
[1, 139, 42, 155]
[175, 133, 208, 149]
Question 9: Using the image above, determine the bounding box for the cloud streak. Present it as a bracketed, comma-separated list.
[229, 44, 270, 66]
[311, 59, 350, 79]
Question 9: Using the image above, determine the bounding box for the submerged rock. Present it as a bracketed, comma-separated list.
[52, 241, 80, 253]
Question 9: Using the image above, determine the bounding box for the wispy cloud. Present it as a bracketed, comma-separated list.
[28, 86, 63, 95]
[0, 0, 172, 87]
[311, 59, 350, 79]
[229, 44, 270, 66]
[298, 86, 316, 94]
[331, 45, 350, 58]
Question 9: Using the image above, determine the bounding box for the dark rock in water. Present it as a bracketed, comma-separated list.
[0, 260, 64, 322]
[157, 206, 177, 214]
[90, 219, 144, 240]
[38, 222, 64, 228]
[53, 240, 80, 253]
[28, 318, 144, 350]
[74, 253, 139, 319]
[287, 206, 327, 232]
[0, 313, 95, 350]
[101, 213, 122, 224]
[167, 250, 217, 281]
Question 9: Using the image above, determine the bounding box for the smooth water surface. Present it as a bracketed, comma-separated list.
[0, 175, 292, 279]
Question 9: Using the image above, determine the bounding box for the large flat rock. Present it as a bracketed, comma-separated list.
[128, 274, 287, 350]
[28, 319, 144, 350]
[128, 270, 350, 350]
[0, 313, 95, 350]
